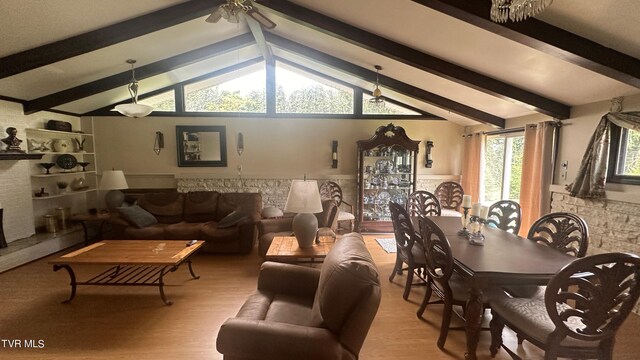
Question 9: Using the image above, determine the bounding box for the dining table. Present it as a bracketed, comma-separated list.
[413, 216, 577, 360]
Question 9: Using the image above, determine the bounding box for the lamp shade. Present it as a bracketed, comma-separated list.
[114, 103, 153, 118]
[100, 170, 129, 190]
[284, 180, 323, 214]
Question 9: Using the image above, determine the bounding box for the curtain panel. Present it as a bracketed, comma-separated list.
[566, 111, 640, 198]
[519, 122, 555, 236]
[461, 132, 485, 203]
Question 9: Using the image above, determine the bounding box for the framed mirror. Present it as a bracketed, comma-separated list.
[176, 125, 227, 167]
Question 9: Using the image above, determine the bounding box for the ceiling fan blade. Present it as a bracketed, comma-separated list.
[246, 8, 276, 29]
[205, 7, 223, 23]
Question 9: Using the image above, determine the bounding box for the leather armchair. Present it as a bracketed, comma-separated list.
[257, 199, 339, 259]
[216, 233, 381, 360]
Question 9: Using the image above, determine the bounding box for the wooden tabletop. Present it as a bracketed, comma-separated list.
[415, 216, 575, 284]
[50, 240, 204, 266]
[266, 236, 335, 260]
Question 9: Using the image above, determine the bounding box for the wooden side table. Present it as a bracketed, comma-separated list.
[265, 235, 336, 264]
[71, 212, 111, 246]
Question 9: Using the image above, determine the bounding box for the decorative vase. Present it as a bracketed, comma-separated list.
[70, 177, 88, 191]
[53, 139, 71, 153]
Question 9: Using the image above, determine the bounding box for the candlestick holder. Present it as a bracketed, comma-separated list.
[457, 206, 471, 236]
[468, 215, 485, 246]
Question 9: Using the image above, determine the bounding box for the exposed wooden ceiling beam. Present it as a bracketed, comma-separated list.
[255, 0, 568, 120]
[411, 0, 640, 88]
[23, 33, 255, 115]
[266, 33, 505, 127]
[0, 0, 223, 80]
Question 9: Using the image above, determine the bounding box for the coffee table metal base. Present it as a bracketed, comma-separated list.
[52, 259, 199, 305]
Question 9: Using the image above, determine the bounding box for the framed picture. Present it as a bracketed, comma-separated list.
[176, 125, 227, 167]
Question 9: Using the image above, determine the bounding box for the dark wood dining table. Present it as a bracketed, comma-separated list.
[413, 216, 576, 360]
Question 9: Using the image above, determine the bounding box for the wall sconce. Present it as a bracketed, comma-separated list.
[425, 140, 434, 168]
[153, 131, 164, 155]
[331, 140, 338, 168]
[237, 132, 244, 156]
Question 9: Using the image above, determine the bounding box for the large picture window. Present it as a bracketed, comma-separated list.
[482, 133, 524, 204]
[607, 124, 640, 185]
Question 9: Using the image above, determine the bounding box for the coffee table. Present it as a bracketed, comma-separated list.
[50, 240, 204, 305]
[265, 235, 335, 264]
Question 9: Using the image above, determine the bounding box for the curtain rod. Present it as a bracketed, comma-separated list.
[462, 120, 563, 137]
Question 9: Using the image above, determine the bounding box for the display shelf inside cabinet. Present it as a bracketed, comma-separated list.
[0, 153, 44, 160]
[25, 128, 93, 137]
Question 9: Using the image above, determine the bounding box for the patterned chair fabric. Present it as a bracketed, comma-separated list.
[319, 181, 355, 232]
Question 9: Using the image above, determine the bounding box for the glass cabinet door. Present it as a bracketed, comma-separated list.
[361, 145, 414, 222]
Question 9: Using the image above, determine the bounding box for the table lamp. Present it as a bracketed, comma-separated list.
[284, 179, 323, 248]
[100, 170, 129, 211]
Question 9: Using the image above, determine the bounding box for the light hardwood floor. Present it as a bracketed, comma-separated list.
[0, 235, 638, 359]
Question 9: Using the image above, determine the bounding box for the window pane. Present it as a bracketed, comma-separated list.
[507, 136, 524, 201]
[276, 62, 353, 114]
[184, 64, 266, 112]
[483, 137, 505, 203]
[139, 90, 175, 111]
[619, 128, 640, 176]
[362, 94, 420, 115]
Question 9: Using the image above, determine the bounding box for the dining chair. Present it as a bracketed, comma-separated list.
[434, 181, 464, 211]
[416, 216, 503, 349]
[406, 190, 441, 218]
[486, 200, 522, 234]
[389, 201, 426, 300]
[506, 212, 589, 299]
[490, 252, 640, 360]
[319, 181, 355, 232]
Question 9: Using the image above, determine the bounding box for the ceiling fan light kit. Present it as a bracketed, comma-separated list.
[113, 59, 153, 118]
[206, 0, 276, 29]
[490, 0, 553, 23]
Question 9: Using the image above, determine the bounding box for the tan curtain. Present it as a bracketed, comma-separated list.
[519, 122, 555, 236]
[461, 132, 485, 202]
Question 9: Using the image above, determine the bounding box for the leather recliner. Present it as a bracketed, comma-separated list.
[216, 233, 381, 360]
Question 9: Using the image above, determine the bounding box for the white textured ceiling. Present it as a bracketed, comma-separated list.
[0, 0, 639, 125]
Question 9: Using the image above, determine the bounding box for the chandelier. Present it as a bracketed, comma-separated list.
[114, 59, 153, 118]
[490, 0, 553, 23]
[370, 65, 384, 106]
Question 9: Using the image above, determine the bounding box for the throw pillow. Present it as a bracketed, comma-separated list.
[217, 210, 248, 228]
[117, 205, 158, 229]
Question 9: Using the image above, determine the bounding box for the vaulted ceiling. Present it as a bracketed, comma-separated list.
[1, 0, 639, 128]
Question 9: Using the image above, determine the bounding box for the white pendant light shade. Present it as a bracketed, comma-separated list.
[113, 59, 153, 118]
[114, 103, 153, 118]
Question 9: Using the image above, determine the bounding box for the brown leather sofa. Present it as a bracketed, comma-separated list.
[216, 233, 381, 360]
[257, 199, 338, 259]
[109, 191, 262, 254]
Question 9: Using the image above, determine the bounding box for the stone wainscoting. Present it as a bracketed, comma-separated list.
[550, 190, 640, 314]
[176, 175, 460, 211]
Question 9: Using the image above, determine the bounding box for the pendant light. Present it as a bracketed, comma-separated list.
[114, 59, 153, 118]
[370, 65, 384, 106]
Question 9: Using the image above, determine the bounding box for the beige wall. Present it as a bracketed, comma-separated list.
[91, 116, 464, 182]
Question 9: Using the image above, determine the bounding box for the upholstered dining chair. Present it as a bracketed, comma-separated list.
[389, 201, 426, 300]
[486, 200, 522, 234]
[406, 190, 441, 218]
[505, 211, 590, 345]
[416, 217, 504, 349]
[319, 181, 355, 232]
[490, 252, 640, 360]
[434, 181, 464, 216]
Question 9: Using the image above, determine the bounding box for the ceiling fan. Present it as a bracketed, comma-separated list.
[206, 0, 276, 29]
